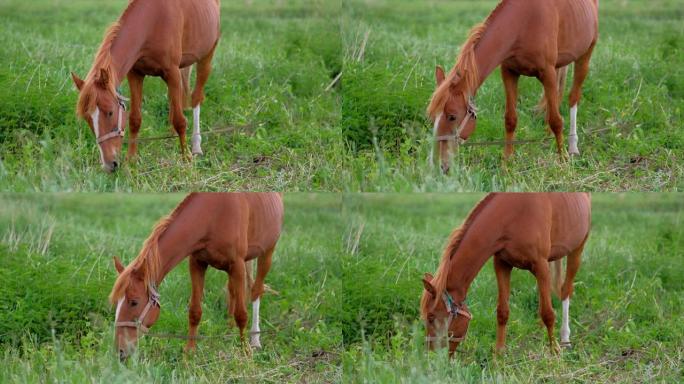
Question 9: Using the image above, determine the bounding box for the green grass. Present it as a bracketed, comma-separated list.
[340, 193, 684, 382]
[0, 0, 343, 191]
[1, 0, 682, 191]
[0, 193, 343, 382]
[339, 0, 684, 191]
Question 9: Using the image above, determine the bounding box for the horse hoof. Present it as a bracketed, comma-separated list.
[560, 342, 572, 349]
[192, 149, 203, 156]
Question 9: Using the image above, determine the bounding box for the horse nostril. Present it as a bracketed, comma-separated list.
[119, 349, 127, 361]
[111, 161, 118, 170]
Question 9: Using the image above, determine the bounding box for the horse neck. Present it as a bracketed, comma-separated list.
[471, 6, 522, 91]
[154, 207, 206, 285]
[108, 5, 150, 84]
[444, 211, 504, 301]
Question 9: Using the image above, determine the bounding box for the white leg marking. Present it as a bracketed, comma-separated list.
[568, 104, 579, 155]
[560, 298, 571, 344]
[90, 107, 106, 166]
[115, 296, 125, 323]
[429, 114, 442, 166]
[249, 298, 261, 348]
[191, 105, 203, 155]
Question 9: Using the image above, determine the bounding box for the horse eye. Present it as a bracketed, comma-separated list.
[130, 300, 138, 307]
[447, 115, 457, 122]
[428, 314, 436, 323]
[108, 111, 113, 117]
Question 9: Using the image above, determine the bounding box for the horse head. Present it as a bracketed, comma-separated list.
[430, 65, 478, 173]
[111, 256, 160, 361]
[421, 273, 472, 357]
[71, 70, 128, 173]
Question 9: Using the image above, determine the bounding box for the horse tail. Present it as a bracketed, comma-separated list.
[550, 259, 564, 298]
[534, 65, 568, 114]
[181, 65, 193, 110]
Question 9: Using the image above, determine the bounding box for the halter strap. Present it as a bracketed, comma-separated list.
[97, 93, 128, 144]
[435, 100, 478, 144]
[115, 284, 160, 333]
[425, 291, 472, 345]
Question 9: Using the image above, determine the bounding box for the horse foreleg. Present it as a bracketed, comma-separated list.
[126, 72, 144, 160]
[568, 45, 595, 156]
[501, 67, 520, 160]
[228, 259, 249, 343]
[533, 260, 560, 354]
[163, 67, 189, 160]
[190, 47, 216, 156]
[186, 256, 208, 352]
[539, 66, 565, 157]
[560, 241, 585, 348]
[494, 256, 513, 353]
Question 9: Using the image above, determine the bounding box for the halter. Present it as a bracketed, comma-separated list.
[96, 92, 128, 144]
[425, 291, 472, 344]
[115, 284, 160, 333]
[434, 99, 478, 144]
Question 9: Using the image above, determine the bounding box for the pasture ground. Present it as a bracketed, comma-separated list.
[340, 193, 683, 382]
[0, 193, 343, 383]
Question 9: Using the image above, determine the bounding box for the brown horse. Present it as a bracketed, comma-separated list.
[71, 0, 220, 172]
[109, 193, 283, 359]
[421, 193, 591, 357]
[427, 0, 599, 173]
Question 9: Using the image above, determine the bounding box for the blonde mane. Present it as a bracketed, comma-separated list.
[108, 194, 196, 304]
[420, 193, 496, 317]
[76, 22, 121, 118]
[426, 1, 508, 119]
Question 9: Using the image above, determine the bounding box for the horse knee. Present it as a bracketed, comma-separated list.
[129, 114, 142, 132]
[497, 306, 509, 325]
[171, 114, 187, 133]
[189, 308, 202, 326]
[505, 114, 517, 132]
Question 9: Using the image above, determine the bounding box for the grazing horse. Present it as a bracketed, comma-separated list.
[427, 0, 599, 173]
[421, 193, 591, 357]
[71, 0, 220, 172]
[109, 193, 283, 360]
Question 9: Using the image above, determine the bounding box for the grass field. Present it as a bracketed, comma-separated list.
[340, 193, 684, 382]
[1, 0, 682, 192]
[0, 194, 343, 382]
[0, 0, 343, 191]
[339, 0, 683, 191]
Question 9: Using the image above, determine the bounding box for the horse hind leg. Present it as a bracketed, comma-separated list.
[249, 247, 275, 348]
[560, 242, 585, 348]
[568, 45, 595, 156]
[190, 47, 217, 156]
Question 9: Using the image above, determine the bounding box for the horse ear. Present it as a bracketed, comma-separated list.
[435, 65, 446, 86]
[422, 274, 436, 297]
[71, 72, 84, 91]
[95, 68, 109, 87]
[113, 256, 125, 274]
